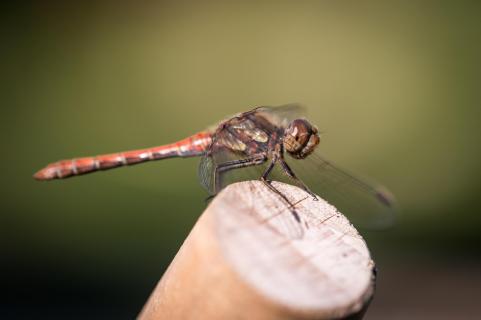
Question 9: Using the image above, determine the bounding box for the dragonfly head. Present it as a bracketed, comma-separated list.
[283, 119, 320, 159]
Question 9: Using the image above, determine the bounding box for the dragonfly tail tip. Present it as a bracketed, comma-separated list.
[33, 167, 56, 181]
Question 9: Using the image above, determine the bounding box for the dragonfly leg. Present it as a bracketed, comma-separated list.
[278, 159, 318, 201]
[212, 154, 267, 195]
[261, 161, 301, 223]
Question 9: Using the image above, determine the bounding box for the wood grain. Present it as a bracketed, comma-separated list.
[139, 181, 375, 320]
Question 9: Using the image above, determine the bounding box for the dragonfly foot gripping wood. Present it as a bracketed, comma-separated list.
[139, 181, 375, 320]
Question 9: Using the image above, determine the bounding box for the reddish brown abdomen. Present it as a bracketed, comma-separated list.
[33, 132, 212, 180]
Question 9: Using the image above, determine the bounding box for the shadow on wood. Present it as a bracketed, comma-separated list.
[139, 181, 375, 320]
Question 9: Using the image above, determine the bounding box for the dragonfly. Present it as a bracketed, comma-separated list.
[34, 104, 396, 229]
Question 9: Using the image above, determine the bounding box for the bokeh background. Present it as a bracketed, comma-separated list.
[2, 1, 480, 319]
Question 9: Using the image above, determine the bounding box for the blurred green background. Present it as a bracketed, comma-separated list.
[2, 1, 480, 319]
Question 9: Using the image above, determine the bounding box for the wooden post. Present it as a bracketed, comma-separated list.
[139, 181, 375, 320]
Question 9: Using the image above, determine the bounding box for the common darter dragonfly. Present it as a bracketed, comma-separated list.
[34, 105, 396, 229]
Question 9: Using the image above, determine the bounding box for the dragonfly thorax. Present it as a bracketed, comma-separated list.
[283, 119, 320, 159]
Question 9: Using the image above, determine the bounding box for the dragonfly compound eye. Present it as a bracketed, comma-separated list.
[284, 119, 320, 159]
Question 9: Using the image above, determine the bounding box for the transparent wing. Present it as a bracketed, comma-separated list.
[285, 150, 397, 229]
[198, 146, 268, 195]
[198, 154, 216, 193]
[255, 103, 307, 128]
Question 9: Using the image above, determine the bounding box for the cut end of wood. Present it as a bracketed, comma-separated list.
[140, 181, 375, 320]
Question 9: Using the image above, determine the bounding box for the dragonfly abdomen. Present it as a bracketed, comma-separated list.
[33, 131, 212, 180]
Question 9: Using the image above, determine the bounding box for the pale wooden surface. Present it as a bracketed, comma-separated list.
[139, 181, 375, 320]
